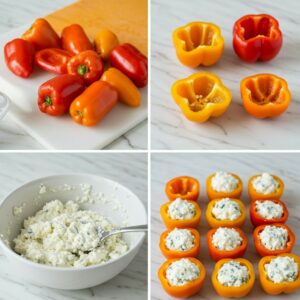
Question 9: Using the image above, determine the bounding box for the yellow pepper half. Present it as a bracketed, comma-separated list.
[171, 72, 231, 122]
[173, 22, 224, 67]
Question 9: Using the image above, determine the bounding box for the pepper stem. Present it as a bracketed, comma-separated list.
[44, 96, 52, 107]
[77, 64, 88, 76]
[77, 110, 84, 118]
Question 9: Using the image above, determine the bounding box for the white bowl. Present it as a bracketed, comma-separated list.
[0, 174, 147, 290]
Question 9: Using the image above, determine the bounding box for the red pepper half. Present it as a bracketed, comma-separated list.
[233, 14, 282, 62]
[4, 38, 35, 78]
[110, 43, 148, 88]
[38, 74, 85, 116]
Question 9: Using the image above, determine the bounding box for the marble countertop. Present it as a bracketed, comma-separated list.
[0, 0, 147, 150]
[0, 153, 148, 300]
[151, 0, 300, 150]
[151, 153, 300, 299]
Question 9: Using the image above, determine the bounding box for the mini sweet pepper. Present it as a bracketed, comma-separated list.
[95, 29, 119, 61]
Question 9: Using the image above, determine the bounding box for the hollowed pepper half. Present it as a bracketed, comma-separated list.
[171, 72, 231, 123]
[173, 22, 224, 67]
[241, 74, 291, 118]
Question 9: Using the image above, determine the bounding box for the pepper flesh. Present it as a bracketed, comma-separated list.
[171, 72, 231, 123]
[173, 22, 224, 67]
[95, 29, 119, 61]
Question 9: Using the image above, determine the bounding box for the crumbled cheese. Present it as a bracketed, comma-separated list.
[212, 227, 242, 251]
[39, 184, 47, 194]
[13, 203, 25, 216]
[168, 198, 195, 220]
[217, 261, 249, 287]
[255, 200, 283, 220]
[211, 172, 239, 193]
[265, 256, 298, 283]
[166, 258, 199, 286]
[252, 173, 279, 195]
[165, 228, 195, 251]
[212, 198, 241, 221]
[14, 200, 128, 267]
[259, 225, 288, 250]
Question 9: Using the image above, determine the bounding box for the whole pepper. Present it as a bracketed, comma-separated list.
[38, 74, 85, 116]
[4, 38, 35, 78]
[69, 80, 118, 126]
[67, 50, 104, 86]
[94, 29, 119, 61]
[22, 18, 61, 51]
[110, 43, 148, 88]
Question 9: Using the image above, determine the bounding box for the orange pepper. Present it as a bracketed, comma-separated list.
[207, 227, 247, 261]
[171, 72, 231, 123]
[206, 198, 246, 228]
[165, 176, 199, 201]
[159, 228, 200, 259]
[258, 253, 300, 295]
[94, 29, 119, 61]
[160, 200, 201, 229]
[173, 22, 224, 67]
[241, 74, 291, 118]
[248, 174, 284, 201]
[101, 68, 141, 107]
[158, 257, 206, 298]
[206, 172, 243, 200]
[22, 18, 61, 51]
[212, 258, 255, 298]
[253, 223, 295, 256]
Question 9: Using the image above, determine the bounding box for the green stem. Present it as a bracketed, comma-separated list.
[77, 64, 88, 76]
[77, 110, 84, 118]
[44, 96, 52, 107]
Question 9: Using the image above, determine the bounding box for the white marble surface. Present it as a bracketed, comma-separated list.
[0, 153, 148, 300]
[151, 153, 300, 299]
[0, 0, 147, 150]
[151, 0, 300, 150]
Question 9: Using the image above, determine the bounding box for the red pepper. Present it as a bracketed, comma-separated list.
[38, 74, 85, 116]
[67, 50, 104, 86]
[4, 38, 35, 78]
[35, 48, 73, 74]
[110, 43, 148, 88]
[233, 14, 282, 62]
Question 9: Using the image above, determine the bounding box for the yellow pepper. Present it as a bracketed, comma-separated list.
[173, 22, 224, 67]
[94, 29, 119, 61]
[171, 72, 231, 122]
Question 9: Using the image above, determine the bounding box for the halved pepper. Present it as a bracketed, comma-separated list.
[160, 200, 201, 229]
[158, 257, 206, 298]
[233, 14, 282, 63]
[94, 29, 119, 61]
[248, 173, 284, 201]
[165, 176, 200, 201]
[159, 228, 200, 259]
[207, 227, 247, 261]
[253, 223, 295, 256]
[206, 172, 243, 200]
[171, 72, 231, 123]
[173, 22, 224, 67]
[241, 74, 291, 118]
[212, 258, 255, 298]
[258, 253, 300, 295]
[250, 199, 288, 227]
[206, 198, 246, 228]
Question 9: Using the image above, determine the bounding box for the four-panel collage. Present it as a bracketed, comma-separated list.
[0, 0, 299, 299]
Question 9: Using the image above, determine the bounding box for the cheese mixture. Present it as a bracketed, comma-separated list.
[13, 200, 128, 267]
[217, 261, 249, 287]
[211, 171, 239, 193]
[212, 227, 242, 251]
[265, 256, 298, 283]
[168, 198, 195, 220]
[166, 258, 199, 286]
[165, 228, 195, 251]
[255, 200, 283, 220]
[212, 198, 241, 221]
[259, 225, 288, 250]
[252, 173, 279, 194]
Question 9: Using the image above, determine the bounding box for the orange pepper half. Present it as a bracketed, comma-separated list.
[159, 228, 200, 259]
[173, 22, 224, 67]
[165, 176, 200, 201]
[158, 257, 206, 298]
[241, 73, 291, 118]
[212, 258, 255, 298]
[206, 198, 246, 228]
[171, 72, 231, 123]
[258, 253, 300, 295]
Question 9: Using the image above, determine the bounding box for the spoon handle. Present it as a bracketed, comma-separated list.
[116, 224, 148, 234]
